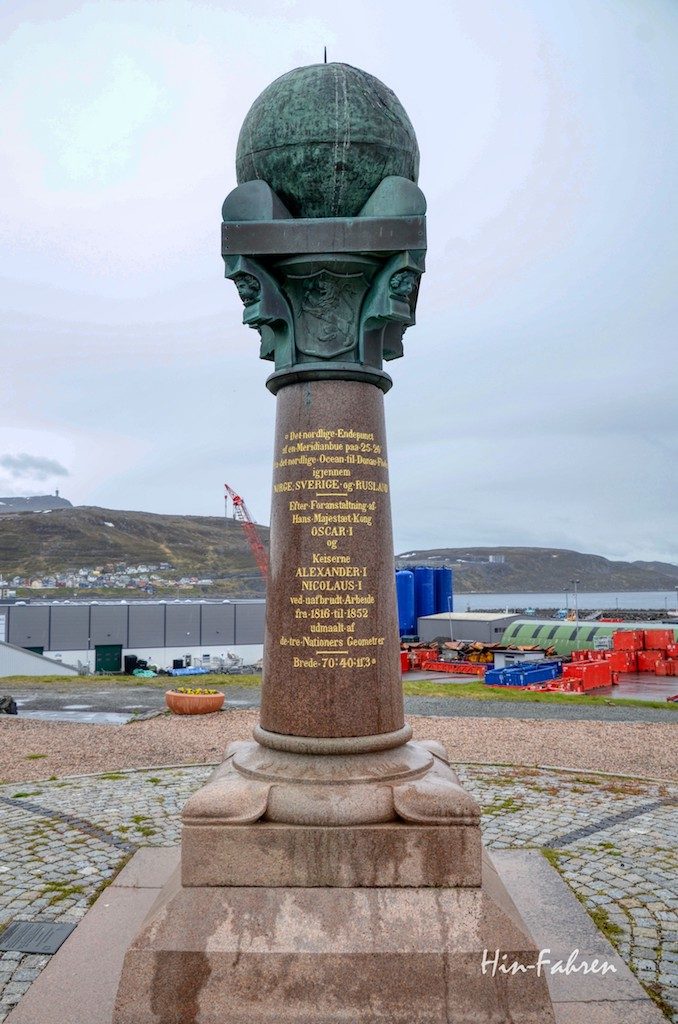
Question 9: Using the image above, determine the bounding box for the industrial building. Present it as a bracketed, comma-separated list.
[417, 613, 678, 655]
[417, 612, 521, 644]
[4, 600, 676, 674]
[0, 641, 79, 678]
[0, 600, 265, 674]
[500, 619, 678, 657]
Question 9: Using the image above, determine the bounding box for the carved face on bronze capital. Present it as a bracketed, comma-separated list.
[234, 273, 261, 307]
[389, 270, 418, 299]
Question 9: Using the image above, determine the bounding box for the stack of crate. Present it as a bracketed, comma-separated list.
[643, 630, 678, 676]
[564, 628, 678, 677]
[561, 660, 614, 691]
[594, 629, 677, 676]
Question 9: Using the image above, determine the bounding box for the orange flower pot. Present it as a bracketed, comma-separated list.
[165, 690, 225, 715]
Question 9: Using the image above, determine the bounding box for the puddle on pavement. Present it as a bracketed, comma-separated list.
[19, 710, 132, 725]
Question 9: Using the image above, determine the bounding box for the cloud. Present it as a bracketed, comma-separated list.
[0, 453, 69, 481]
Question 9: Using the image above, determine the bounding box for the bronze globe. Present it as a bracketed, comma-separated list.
[236, 62, 420, 219]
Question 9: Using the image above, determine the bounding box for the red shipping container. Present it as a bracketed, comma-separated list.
[608, 650, 637, 673]
[563, 661, 612, 689]
[420, 660, 484, 676]
[411, 648, 439, 669]
[664, 660, 678, 677]
[589, 662, 612, 687]
[400, 650, 409, 673]
[613, 630, 644, 651]
[667, 643, 678, 658]
[637, 650, 665, 673]
[644, 629, 673, 651]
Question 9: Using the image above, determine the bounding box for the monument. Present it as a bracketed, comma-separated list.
[113, 62, 556, 1023]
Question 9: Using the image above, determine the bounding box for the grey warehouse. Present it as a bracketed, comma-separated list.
[0, 600, 265, 674]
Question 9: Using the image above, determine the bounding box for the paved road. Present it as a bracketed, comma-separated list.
[8, 684, 677, 724]
[403, 696, 678, 723]
[0, 764, 675, 1022]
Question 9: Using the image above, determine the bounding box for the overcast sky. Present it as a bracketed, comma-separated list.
[1, 0, 676, 564]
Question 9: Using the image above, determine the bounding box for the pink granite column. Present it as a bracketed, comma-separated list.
[259, 378, 404, 739]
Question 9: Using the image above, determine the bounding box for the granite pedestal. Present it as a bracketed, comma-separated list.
[8, 848, 663, 1024]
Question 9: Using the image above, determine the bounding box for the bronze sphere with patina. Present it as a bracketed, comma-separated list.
[236, 62, 420, 220]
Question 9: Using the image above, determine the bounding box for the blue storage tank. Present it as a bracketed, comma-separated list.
[414, 566, 436, 620]
[395, 570, 415, 636]
[434, 566, 453, 614]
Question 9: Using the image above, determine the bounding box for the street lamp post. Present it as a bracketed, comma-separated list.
[571, 578, 580, 649]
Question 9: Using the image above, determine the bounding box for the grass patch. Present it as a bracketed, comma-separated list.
[2, 671, 676, 710]
[541, 847, 569, 869]
[643, 982, 674, 1019]
[484, 796, 523, 816]
[84, 849, 134, 906]
[12, 791, 42, 799]
[401, 678, 677, 710]
[1, 673, 262, 689]
[25, 753, 48, 760]
[99, 772, 127, 781]
[602, 781, 646, 795]
[146, 777, 161, 785]
[42, 881, 84, 905]
[588, 906, 625, 945]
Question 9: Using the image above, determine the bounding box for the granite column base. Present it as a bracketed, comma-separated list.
[112, 738, 555, 1023]
[113, 849, 555, 1024]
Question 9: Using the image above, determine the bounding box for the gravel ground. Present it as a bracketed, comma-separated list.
[1, 710, 676, 782]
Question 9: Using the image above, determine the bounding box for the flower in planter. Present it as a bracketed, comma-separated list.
[172, 687, 221, 695]
[165, 687, 225, 715]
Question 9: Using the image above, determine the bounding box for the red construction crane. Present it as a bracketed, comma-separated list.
[224, 484, 269, 579]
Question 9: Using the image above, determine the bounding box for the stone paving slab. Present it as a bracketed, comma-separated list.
[0, 763, 675, 1022]
[5, 887, 161, 1024]
[495, 850, 665, 1021]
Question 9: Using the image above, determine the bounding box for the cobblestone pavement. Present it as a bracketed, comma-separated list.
[12, 682, 678, 722]
[0, 765, 675, 1021]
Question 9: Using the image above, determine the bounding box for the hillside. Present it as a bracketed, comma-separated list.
[1, 509, 676, 594]
[0, 494, 73, 514]
[0, 506, 269, 580]
[395, 547, 678, 593]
